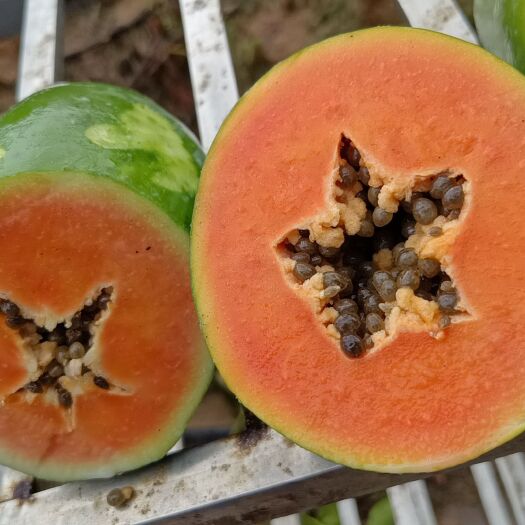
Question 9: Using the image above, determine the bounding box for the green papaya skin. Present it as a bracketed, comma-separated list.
[0, 82, 203, 231]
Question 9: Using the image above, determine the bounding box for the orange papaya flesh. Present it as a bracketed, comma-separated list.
[192, 27, 525, 472]
[0, 173, 212, 481]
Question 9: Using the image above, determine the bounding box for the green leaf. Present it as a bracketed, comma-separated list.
[474, 0, 525, 73]
[301, 503, 341, 525]
[366, 496, 394, 525]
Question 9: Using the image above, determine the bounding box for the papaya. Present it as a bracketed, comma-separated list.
[191, 27, 525, 472]
[0, 83, 213, 481]
[475, 0, 525, 74]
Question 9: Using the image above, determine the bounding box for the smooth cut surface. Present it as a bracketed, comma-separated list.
[0, 173, 212, 481]
[192, 27, 525, 472]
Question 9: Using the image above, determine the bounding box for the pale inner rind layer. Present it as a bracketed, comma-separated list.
[278, 145, 473, 353]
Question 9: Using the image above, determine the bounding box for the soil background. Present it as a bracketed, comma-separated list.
[0, 1, 493, 523]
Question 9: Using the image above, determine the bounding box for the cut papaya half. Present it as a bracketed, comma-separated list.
[192, 27, 525, 472]
[0, 83, 213, 481]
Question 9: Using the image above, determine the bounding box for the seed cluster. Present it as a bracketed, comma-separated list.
[285, 138, 466, 358]
[2, 287, 114, 408]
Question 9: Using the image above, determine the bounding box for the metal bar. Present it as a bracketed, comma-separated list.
[496, 453, 525, 525]
[471, 462, 514, 525]
[4, 428, 525, 524]
[336, 498, 362, 525]
[387, 481, 437, 525]
[16, 0, 63, 100]
[179, 0, 239, 151]
[396, 0, 479, 44]
[271, 515, 302, 525]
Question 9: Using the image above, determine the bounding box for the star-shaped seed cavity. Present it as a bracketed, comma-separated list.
[277, 135, 472, 358]
[0, 287, 128, 414]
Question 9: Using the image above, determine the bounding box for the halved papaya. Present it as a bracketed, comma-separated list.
[0, 83, 213, 481]
[192, 27, 525, 472]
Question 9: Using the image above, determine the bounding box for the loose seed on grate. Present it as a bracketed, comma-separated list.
[340, 334, 364, 358]
[378, 279, 397, 302]
[438, 293, 458, 313]
[94, 376, 110, 389]
[418, 258, 441, 278]
[397, 269, 421, 290]
[68, 341, 85, 359]
[293, 262, 316, 282]
[335, 314, 361, 334]
[442, 185, 464, 210]
[412, 198, 438, 225]
[366, 313, 384, 333]
[334, 298, 359, 315]
[430, 175, 452, 199]
[295, 237, 317, 255]
[396, 248, 418, 269]
[291, 252, 310, 264]
[107, 487, 135, 508]
[367, 187, 380, 207]
[372, 207, 393, 227]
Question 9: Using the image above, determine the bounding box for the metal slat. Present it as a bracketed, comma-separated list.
[396, 0, 479, 44]
[271, 515, 302, 525]
[471, 462, 514, 525]
[16, 0, 63, 100]
[336, 498, 362, 525]
[496, 453, 525, 525]
[179, 0, 238, 151]
[387, 481, 437, 525]
[4, 428, 525, 524]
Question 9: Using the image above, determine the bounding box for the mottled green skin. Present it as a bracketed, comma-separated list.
[475, 0, 525, 74]
[0, 82, 203, 231]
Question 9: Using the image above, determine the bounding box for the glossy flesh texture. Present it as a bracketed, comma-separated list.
[0, 84, 212, 481]
[192, 28, 525, 472]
